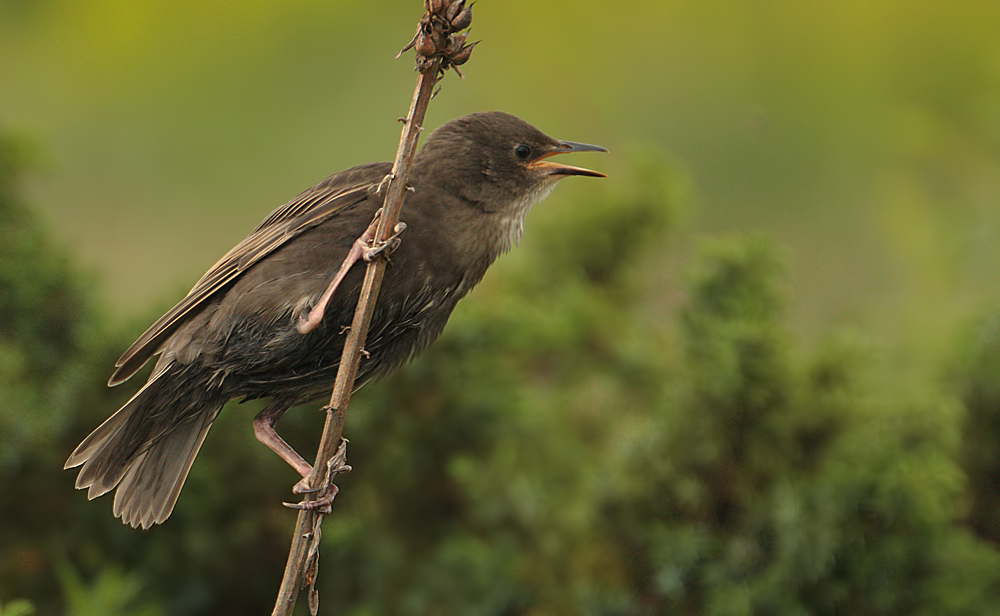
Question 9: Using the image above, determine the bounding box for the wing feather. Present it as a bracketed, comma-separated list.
[109, 163, 389, 386]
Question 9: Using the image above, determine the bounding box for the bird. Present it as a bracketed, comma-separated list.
[65, 111, 607, 529]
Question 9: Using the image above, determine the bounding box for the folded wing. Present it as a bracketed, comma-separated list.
[108, 162, 390, 386]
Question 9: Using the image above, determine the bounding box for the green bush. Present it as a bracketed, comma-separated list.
[4, 130, 1000, 615]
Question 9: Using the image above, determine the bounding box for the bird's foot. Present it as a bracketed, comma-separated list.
[363, 222, 407, 262]
[283, 438, 351, 514]
[284, 483, 338, 514]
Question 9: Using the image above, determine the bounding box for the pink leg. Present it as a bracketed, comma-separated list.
[296, 209, 407, 335]
[255, 400, 353, 503]
[253, 400, 312, 478]
[296, 225, 378, 335]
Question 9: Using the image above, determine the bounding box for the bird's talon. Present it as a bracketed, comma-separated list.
[293, 476, 322, 495]
[282, 499, 333, 514]
[363, 222, 407, 261]
[283, 483, 340, 512]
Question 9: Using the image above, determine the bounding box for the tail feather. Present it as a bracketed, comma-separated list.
[112, 411, 215, 529]
[65, 366, 223, 528]
[65, 371, 168, 498]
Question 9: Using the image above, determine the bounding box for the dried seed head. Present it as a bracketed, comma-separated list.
[415, 32, 438, 58]
[405, 0, 477, 75]
[445, 0, 465, 23]
[450, 40, 478, 66]
[446, 32, 468, 55]
[449, 3, 473, 31]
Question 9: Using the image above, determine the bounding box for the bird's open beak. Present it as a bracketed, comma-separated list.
[529, 141, 608, 178]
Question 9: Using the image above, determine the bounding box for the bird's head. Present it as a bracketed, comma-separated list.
[417, 111, 607, 203]
[414, 111, 607, 248]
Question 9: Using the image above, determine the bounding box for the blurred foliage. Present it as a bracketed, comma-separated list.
[56, 561, 162, 616]
[4, 122, 1000, 615]
[951, 317, 1000, 548]
[0, 599, 35, 616]
[3, 1, 1000, 613]
[0, 132, 93, 460]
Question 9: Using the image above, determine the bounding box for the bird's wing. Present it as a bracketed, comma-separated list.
[109, 162, 390, 386]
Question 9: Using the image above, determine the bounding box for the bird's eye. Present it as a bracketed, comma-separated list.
[514, 144, 531, 160]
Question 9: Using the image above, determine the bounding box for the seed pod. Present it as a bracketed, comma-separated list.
[450, 40, 478, 66]
[446, 0, 465, 23]
[446, 32, 468, 55]
[450, 2, 472, 31]
[415, 32, 438, 57]
[426, 0, 445, 14]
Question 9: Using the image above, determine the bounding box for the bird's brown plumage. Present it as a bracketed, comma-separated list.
[66, 111, 606, 528]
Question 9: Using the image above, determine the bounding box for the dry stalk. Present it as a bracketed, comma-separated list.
[271, 2, 476, 614]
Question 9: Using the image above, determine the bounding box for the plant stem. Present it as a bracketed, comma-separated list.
[269, 47, 444, 616]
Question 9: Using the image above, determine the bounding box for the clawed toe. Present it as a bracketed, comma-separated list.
[363, 222, 407, 262]
[283, 483, 340, 514]
[291, 462, 352, 495]
[283, 439, 351, 512]
[292, 477, 321, 495]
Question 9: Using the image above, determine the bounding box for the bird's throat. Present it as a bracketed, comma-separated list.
[494, 179, 558, 254]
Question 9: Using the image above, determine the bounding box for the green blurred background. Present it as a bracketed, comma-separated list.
[3, 1, 1000, 614]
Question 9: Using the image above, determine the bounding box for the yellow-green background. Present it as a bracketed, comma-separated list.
[4, 1, 998, 347]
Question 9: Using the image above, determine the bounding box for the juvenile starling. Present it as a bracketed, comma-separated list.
[65, 111, 607, 528]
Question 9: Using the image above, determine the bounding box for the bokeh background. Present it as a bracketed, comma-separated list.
[3, 0, 1000, 614]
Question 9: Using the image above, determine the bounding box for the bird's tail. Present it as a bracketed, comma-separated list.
[65, 367, 224, 529]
